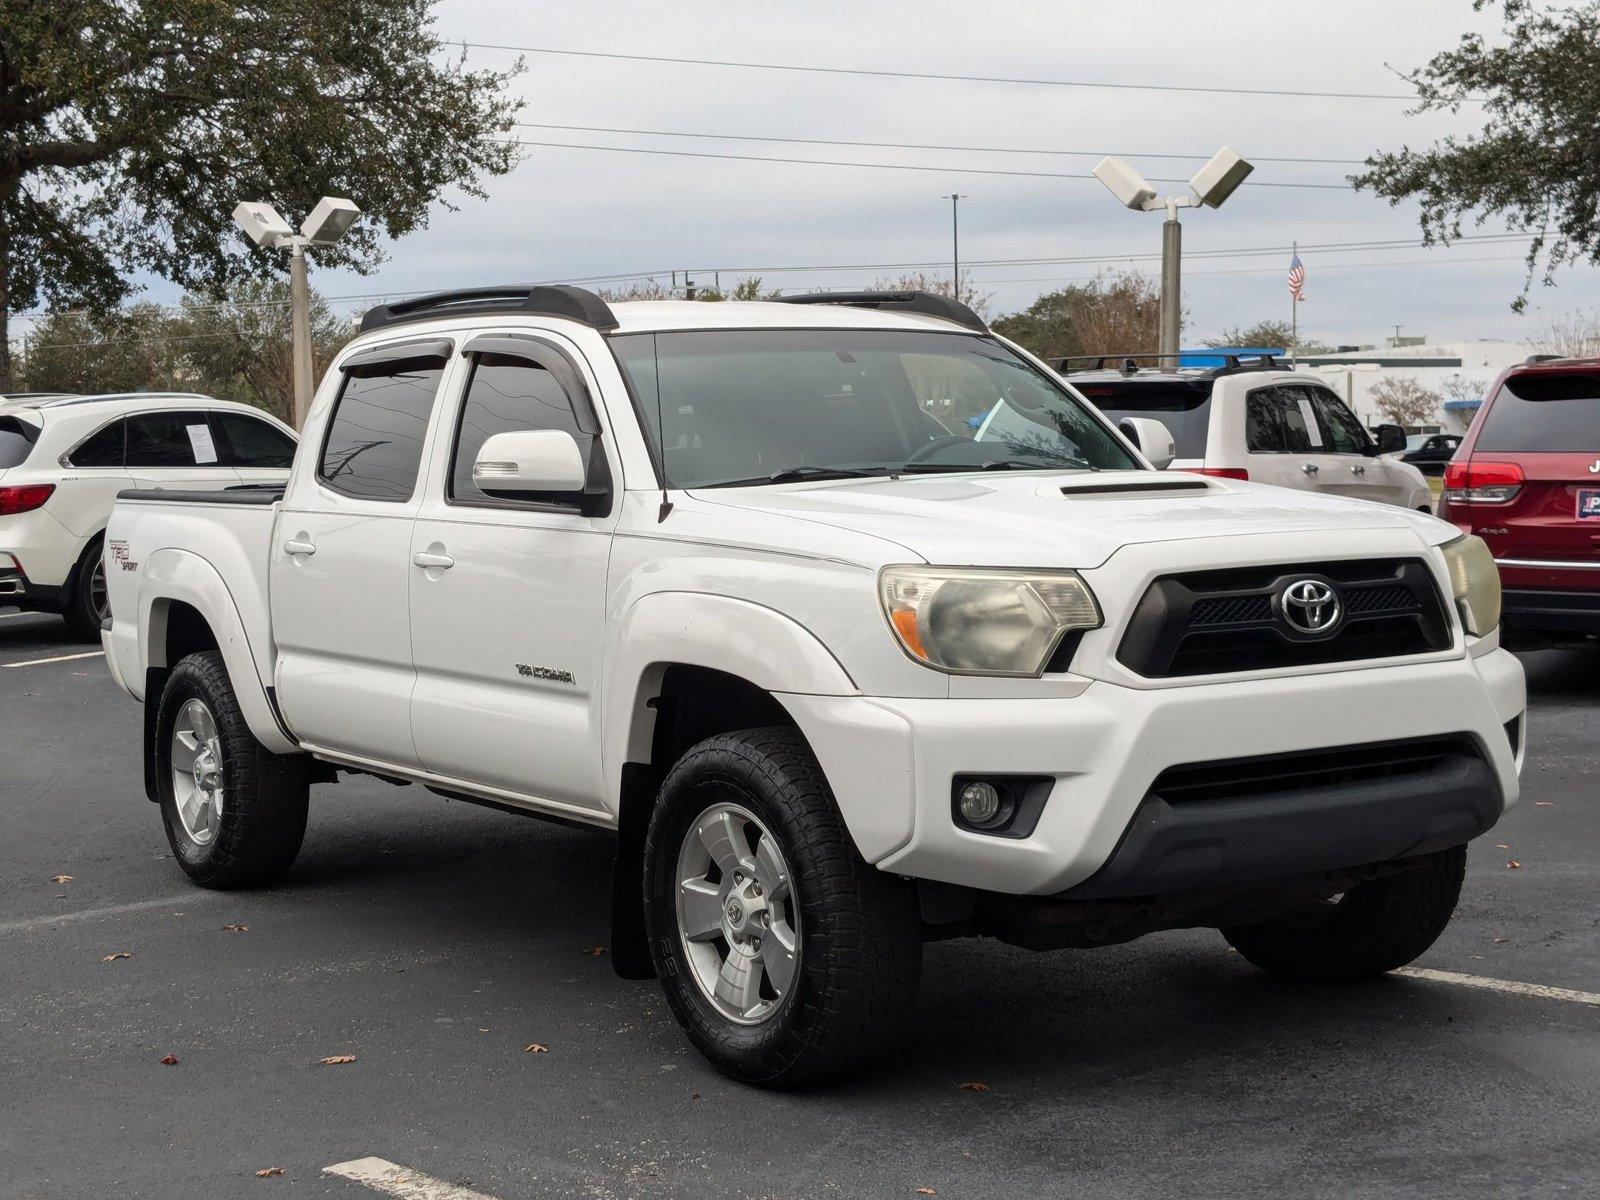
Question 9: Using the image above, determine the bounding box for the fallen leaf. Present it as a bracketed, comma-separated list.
[1507, 860, 1522, 870]
[222, 924, 249, 933]
[1496, 844, 1510, 850]
[477, 1028, 490, 1033]
[101, 952, 131, 962]
[523, 1043, 549, 1054]
[318, 1054, 357, 1065]
[690, 1092, 702, 1100]
[1493, 937, 1511, 944]
[916, 1190, 938, 1196]
[580, 945, 608, 957]
[51, 875, 73, 884]
[958, 1081, 990, 1093]
[159, 1054, 179, 1066]
[254, 1167, 285, 1178]
[1535, 801, 1554, 807]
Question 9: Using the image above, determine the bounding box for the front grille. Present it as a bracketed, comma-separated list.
[1151, 735, 1479, 805]
[1118, 557, 1452, 677]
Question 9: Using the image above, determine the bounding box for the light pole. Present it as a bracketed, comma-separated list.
[1091, 148, 1254, 366]
[232, 197, 361, 429]
[942, 193, 967, 297]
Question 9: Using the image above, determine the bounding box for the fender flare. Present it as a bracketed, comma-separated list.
[140, 548, 298, 755]
[600, 591, 857, 807]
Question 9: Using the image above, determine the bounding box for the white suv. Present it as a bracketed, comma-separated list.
[1, 393, 296, 636]
[1061, 356, 1433, 511]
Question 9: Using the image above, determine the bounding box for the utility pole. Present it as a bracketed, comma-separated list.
[942, 194, 967, 297]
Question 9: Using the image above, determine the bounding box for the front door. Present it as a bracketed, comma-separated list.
[1244, 384, 1340, 492]
[407, 333, 617, 816]
[1308, 388, 1406, 505]
[270, 341, 454, 768]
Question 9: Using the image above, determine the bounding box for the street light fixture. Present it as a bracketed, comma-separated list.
[232, 196, 361, 430]
[1091, 147, 1254, 364]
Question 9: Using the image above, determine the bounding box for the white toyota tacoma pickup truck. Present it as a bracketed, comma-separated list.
[104, 286, 1526, 1086]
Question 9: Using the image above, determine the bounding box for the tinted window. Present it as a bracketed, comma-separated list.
[318, 359, 444, 501]
[71, 419, 126, 467]
[0, 417, 40, 468]
[1477, 373, 1600, 451]
[450, 354, 588, 504]
[1245, 389, 1284, 452]
[125, 412, 219, 467]
[1311, 391, 1369, 454]
[214, 412, 297, 468]
[1076, 380, 1213, 459]
[1275, 387, 1322, 452]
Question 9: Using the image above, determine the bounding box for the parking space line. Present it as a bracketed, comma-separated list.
[1396, 967, 1600, 1008]
[2, 650, 104, 668]
[0, 893, 221, 936]
[324, 1157, 504, 1200]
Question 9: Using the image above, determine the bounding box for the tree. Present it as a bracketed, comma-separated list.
[1441, 373, 1491, 407]
[1205, 320, 1333, 355]
[0, 0, 524, 387]
[596, 276, 781, 302]
[990, 271, 1163, 361]
[20, 304, 188, 394]
[1353, 0, 1600, 311]
[869, 272, 994, 319]
[1369, 376, 1444, 427]
[1533, 309, 1600, 358]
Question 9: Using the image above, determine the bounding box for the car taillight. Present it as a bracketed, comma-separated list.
[1443, 461, 1523, 504]
[0, 484, 55, 515]
[1194, 467, 1249, 481]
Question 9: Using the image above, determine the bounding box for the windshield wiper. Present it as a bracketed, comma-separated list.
[701, 465, 896, 488]
[901, 456, 1092, 474]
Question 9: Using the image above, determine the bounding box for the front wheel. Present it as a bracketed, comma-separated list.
[1220, 845, 1465, 982]
[643, 728, 923, 1087]
[155, 651, 309, 888]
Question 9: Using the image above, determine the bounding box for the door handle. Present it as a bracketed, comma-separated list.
[282, 539, 317, 557]
[1302, 463, 1320, 475]
[1351, 464, 1366, 476]
[413, 551, 455, 570]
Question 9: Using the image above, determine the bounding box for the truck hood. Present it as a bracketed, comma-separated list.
[689, 470, 1446, 568]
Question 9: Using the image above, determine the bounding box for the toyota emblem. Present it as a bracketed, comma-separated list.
[1280, 578, 1342, 635]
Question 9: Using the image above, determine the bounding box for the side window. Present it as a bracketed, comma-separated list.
[1312, 390, 1369, 455]
[449, 352, 588, 505]
[213, 412, 297, 468]
[70, 418, 127, 467]
[318, 358, 445, 501]
[1245, 388, 1284, 452]
[1273, 387, 1320, 453]
[125, 412, 217, 467]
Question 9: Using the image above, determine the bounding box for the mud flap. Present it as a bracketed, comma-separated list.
[610, 762, 659, 980]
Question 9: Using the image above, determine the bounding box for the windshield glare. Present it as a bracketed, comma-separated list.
[611, 329, 1140, 487]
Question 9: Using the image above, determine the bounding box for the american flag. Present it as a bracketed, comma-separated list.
[1288, 252, 1306, 301]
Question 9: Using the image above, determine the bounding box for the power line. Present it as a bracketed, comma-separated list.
[457, 40, 1468, 102]
[512, 123, 1369, 166]
[501, 137, 1354, 189]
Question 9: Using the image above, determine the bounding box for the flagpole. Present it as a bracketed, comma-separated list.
[1290, 240, 1298, 367]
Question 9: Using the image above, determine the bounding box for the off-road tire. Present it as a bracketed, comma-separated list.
[1220, 845, 1466, 982]
[62, 536, 108, 641]
[643, 727, 923, 1087]
[155, 651, 309, 888]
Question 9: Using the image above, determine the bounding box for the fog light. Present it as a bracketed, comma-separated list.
[958, 781, 1003, 826]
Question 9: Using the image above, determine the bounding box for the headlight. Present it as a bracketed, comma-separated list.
[1440, 535, 1501, 637]
[879, 566, 1101, 676]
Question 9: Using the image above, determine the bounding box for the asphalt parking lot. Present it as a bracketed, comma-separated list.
[2, 607, 1597, 1200]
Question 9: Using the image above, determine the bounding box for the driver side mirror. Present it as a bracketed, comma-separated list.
[1373, 424, 1407, 455]
[1118, 417, 1177, 470]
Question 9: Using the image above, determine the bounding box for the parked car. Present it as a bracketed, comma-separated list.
[1439, 357, 1600, 645]
[1402, 433, 1462, 478]
[1, 393, 296, 637]
[1057, 355, 1433, 510]
[104, 288, 1524, 1086]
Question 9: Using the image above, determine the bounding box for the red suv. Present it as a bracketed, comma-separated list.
[1439, 358, 1600, 645]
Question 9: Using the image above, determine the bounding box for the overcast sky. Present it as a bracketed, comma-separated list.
[42, 0, 1600, 349]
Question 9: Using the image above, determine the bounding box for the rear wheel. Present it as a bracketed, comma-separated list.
[155, 651, 309, 888]
[643, 727, 923, 1087]
[62, 537, 108, 640]
[1220, 845, 1465, 982]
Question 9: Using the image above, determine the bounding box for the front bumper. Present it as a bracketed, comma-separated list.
[784, 647, 1525, 897]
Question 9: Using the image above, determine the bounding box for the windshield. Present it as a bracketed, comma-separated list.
[611, 329, 1140, 487]
[1073, 379, 1214, 460]
[1477, 373, 1600, 451]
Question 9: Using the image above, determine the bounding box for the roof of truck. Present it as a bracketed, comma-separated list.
[604, 299, 982, 335]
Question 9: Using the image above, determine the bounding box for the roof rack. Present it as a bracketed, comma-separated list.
[360, 285, 620, 333]
[775, 290, 987, 332]
[1052, 351, 1284, 377]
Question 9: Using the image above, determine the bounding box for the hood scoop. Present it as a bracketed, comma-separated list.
[1044, 476, 1216, 499]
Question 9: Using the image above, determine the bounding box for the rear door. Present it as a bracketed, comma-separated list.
[1465, 371, 1600, 567]
[123, 410, 242, 492]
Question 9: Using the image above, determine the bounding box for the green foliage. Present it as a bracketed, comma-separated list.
[1354, 0, 1600, 311]
[990, 271, 1163, 360]
[1205, 320, 1332, 355]
[0, 0, 524, 383]
[22, 282, 355, 417]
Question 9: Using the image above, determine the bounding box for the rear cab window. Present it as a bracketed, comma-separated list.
[1073, 379, 1214, 460]
[319, 354, 447, 501]
[0, 416, 40, 468]
[1477, 372, 1600, 450]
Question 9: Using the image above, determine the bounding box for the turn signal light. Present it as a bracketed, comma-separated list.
[1194, 467, 1250, 481]
[1443, 461, 1523, 504]
[0, 484, 55, 515]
